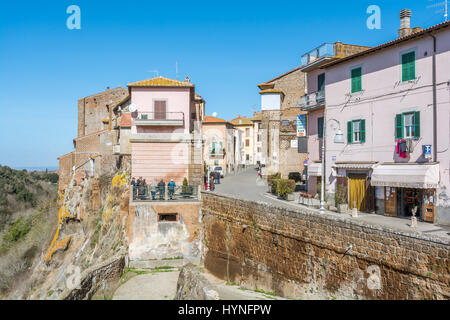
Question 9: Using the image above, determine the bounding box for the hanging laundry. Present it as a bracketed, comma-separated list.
[396, 139, 408, 159]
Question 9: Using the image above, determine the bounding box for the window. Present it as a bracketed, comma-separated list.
[258, 123, 262, 130]
[245, 139, 250, 147]
[282, 120, 290, 126]
[318, 73, 325, 93]
[351, 67, 362, 93]
[402, 51, 415, 82]
[347, 119, 366, 143]
[158, 213, 178, 222]
[318, 117, 324, 139]
[154, 100, 167, 120]
[245, 128, 250, 137]
[257, 134, 261, 142]
[396, 111, 420, 139]
[257, 147, 262, 153]
[246, 154, 250, 161]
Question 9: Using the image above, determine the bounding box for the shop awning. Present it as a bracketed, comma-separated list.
[307, 162, 322, 177]
[371, 163, 440, 189]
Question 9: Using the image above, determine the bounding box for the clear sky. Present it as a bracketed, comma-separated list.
[0, 0, 445, 168]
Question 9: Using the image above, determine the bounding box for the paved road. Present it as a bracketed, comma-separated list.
[210, 167, 450, 240]
[113, 271, 180, 300]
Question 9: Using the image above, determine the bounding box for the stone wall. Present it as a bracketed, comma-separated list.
[201, 193, 450, 300]
[58, 152, 74, 191]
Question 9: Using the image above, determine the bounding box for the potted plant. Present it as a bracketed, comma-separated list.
[277, 179, 296, 200]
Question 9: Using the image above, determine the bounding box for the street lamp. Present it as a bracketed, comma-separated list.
[320, 118, 344, 213]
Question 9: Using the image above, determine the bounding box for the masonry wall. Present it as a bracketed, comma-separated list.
[58, 152, 75, 191]
[201, 193, 450, 300]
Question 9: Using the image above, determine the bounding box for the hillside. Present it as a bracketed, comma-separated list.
[0, 165, 59, 297]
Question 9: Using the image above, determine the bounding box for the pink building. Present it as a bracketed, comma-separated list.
[322, 14, 450, 224]
[124, 76, 203, 187]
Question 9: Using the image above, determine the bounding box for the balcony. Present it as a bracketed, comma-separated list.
[297, 91, 325, 111]
[132, 185, 200, 202]
[301, 43, 336, 72]
[209, 148, 225, 159]
[133, 112, 184, 127]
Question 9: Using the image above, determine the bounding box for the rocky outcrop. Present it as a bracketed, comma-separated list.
[175, 264, 219, 300]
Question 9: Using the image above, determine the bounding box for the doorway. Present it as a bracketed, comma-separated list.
[348, 174, 367, 211]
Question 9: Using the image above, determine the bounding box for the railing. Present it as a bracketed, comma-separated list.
[301, 43, 335, 66]
[132, 185, 199, 201]
[209, 148, 225, 157]
[134, 112, 185, 121]
[297, 91, 325, 110]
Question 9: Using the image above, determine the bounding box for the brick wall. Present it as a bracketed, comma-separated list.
[201, 193, 450, 300]
[58, 152, 75, 191]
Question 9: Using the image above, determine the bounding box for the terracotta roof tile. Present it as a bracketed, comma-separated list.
[120, 113, 132, 127]
[128, 76, 194, 88]
[203, 116, 229, 124]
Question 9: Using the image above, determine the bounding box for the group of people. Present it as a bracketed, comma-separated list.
[131, 177, 177, 201]
[204, 170, 221, 191]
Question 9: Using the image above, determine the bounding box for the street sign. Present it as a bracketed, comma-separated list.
[424, 145, 432, 160]
[304, 159, 309, 166]
[296, 114, 307, 137]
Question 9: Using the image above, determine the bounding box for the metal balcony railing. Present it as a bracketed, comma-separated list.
[135, 112, 184, 121]
[301, 43, 335, 66]
[132, 185, 199, 201]
[298, 91, 326, 110]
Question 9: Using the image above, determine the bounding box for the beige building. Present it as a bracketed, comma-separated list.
[251, 112, 263, 165]
[202, 116, 236, 174]
[230, 115, 255, 165]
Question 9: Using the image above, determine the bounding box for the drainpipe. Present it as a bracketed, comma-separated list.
[429, 33, 438, 162]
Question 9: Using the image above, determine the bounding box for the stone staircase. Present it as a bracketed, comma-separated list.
[128, 258, 185, 270]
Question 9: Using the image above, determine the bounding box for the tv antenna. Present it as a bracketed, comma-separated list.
[427, 0, 448, 21]
[176, 61, 179, 79]
[148, 70, 159, 77]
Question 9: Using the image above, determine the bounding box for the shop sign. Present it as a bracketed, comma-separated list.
[423, 145, 432, 160]
[296, 115, 306, 137]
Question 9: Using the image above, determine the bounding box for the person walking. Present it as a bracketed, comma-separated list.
[150, 179, 158, 200]
[209, 172, 215, 191]
[168, 179, 176, 200]
[131, 177, 137, 200]
[158, 179, 166, 200]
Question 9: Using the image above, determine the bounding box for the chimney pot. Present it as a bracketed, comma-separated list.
[185, 76, 190, 83]
[399, 9, 413, 38]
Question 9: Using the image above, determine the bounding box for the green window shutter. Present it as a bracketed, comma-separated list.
[414, 111, 420, 138]
[318, 73, 325, 92]
[402, 52, 415, 81]
[360, 119, 366, 143]
[351, 68, 362, 93]
[212, 142, 216, 153]
[318, 117, 324, 139]
[395, 114, 404, 139]
[347, 121, 353, 143]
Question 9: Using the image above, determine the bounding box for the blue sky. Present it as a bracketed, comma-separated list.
[0, 0, 445, 168]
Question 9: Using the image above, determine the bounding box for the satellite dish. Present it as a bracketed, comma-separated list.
[129, 103, 137, 113]
[212, 112, 218, 117]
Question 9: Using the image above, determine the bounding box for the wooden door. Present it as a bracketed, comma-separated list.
[423, 189, 435, 222]
[154, 100, 167, 120]
[384, 187, 397, 217]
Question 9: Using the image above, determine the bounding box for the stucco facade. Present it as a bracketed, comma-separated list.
[323, 24, 450, 224]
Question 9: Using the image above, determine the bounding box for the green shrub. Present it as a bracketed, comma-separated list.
[335, 184, 348, 206]
[2, 217, 32, 245]
[267, 173, 281, 186]
[276, 179, 296, 199]
[182, 177, 189, 193]
[288, 172, 302, 183]
[271, 179, 280, 194]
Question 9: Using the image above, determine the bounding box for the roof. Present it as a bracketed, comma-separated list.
[120, 113, 132, 128]
[259, 89, 284, 95]
[113, 95, 130, 111]
[257, 66, 303, 90]
[128, 76, 194, 88]
[323, 20, 450, 69]
[230, 116, 253, 126]
[203, 116, 229, 124]
[251, 113, 262, 121]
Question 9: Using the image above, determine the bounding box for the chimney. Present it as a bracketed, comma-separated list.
[184, 76, 190, 83]
[399, 9, 413, 37]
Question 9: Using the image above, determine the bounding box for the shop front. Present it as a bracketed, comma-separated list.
[371, 163, 439, 223]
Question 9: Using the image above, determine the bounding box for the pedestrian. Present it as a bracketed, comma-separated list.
[168, 179, 176, 200]
[209, 172, 215, 191]
[150, 179, 158, 200]
[158, 179, 166, 200]
[131, 177, 137, 200]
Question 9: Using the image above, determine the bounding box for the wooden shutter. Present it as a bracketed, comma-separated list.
[414, 111, 420, 138]
[395, 114, 404, 139]
[360, 119, 366, 143]
[351, 68, 362, 93]
[402, 52, 415, 81]
[347, 121, 353, 143]
[318, 117, 324, 139]
[154, 100, 166, 120]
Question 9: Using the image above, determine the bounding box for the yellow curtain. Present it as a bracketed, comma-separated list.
[349, 175, 366, 211]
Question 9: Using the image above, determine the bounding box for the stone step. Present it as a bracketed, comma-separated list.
[129, 258, 185, 270]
